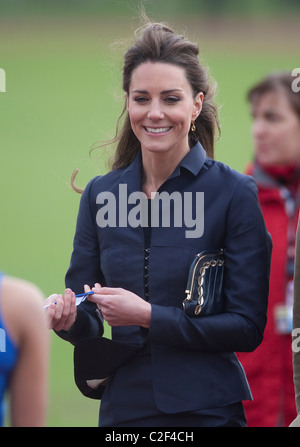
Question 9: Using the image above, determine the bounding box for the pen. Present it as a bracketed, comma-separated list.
[75, 291, 95, 298]
[44, 291, 94, 309]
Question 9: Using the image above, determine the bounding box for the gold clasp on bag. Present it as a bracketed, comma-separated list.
[183, 250, 225, 316]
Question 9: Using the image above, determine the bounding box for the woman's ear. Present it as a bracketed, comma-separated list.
[193, 92, 204, 120]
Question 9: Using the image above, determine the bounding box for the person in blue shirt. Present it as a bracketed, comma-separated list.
[0, 273, 48, 426]
[48, 20, 272, 427]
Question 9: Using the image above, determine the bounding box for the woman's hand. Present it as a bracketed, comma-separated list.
[86, 283, 151, 328]
[45, 288, 77, 331]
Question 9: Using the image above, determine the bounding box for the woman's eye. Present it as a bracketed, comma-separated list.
[165, 96, 180, 104]
[266, 113, 281, 122]
[134, 96, 148, 103]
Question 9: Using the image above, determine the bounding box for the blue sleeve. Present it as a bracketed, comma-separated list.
[149, 175, 272, 352]
[56, 177, 104, 344]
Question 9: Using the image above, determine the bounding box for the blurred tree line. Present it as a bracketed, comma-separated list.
[0, 0, 299, 17]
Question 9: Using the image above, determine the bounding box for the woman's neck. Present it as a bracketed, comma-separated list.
[141, 148, 189, 197]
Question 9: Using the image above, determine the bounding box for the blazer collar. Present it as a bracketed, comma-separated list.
[174, 141, 207, 177]
[120, 141, 207, 192]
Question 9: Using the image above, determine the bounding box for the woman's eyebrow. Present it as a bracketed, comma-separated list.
[131, 88, 183, 94]
[162, 89, 183, 94]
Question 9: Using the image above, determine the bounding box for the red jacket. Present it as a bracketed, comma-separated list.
[238, 163, 300, 427]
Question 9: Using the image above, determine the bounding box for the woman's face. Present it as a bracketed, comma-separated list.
[127, 61, 203, 159]
[251, 89, 300, 166]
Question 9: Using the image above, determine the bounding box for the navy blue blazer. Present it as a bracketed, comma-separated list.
[61, 142, 272, 413]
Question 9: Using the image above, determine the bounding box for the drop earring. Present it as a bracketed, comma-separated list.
[191, 121, 196, 132]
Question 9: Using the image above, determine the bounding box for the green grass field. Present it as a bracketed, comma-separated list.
[0, 12, 299, 426]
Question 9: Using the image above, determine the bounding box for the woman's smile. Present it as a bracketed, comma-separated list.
[144, 126, 172, 135]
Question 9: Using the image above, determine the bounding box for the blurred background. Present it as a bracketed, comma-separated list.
[0, 0, 299, 426]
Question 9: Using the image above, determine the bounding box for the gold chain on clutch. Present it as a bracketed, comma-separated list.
[193, 258, 225, 315]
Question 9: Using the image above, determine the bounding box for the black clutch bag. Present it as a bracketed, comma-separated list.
[182, 249, 225, 317]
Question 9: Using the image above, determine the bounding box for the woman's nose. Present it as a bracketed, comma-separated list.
[252, 119, 266, 139]
[147, 101, 164, 120]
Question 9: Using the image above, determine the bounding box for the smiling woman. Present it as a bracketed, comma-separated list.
[126, 62, 203, 188]
[50, 19, 272, 428]
[109, 21, 220, 173]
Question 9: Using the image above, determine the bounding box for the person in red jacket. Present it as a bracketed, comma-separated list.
[237, 72, 300, 426]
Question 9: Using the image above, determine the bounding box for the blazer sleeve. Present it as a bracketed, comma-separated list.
[56, 177, 104, 345]
[149, 175, 272, 353]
